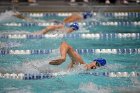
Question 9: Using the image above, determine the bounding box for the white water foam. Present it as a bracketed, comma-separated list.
[0, 41, 22, 48]
[0, 11, 16, 22]
[10, 48, 63, 74]
[79, 82, 112, 93]
[0, 48, 90, 76]
[78, 25, 90, 33]
[0, 48, 59, 74]
[5, 86, 32, 93]
[115, 78, 140, 93]
[104, 63, 125, 71]
[1, 31, 31, 34]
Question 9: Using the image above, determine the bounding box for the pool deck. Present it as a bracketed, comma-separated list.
[0, 1, 140, 12]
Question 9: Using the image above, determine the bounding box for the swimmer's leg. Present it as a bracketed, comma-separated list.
[49, 42, 85, 65]
[49, 42, 69, 65]
[66, 43, 85, 65]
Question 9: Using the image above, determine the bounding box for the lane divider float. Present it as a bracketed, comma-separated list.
[2, 21, 140, 27]
[0, 33, 139, 39]
[0, 48, 140, 55]
[27, 12, 140, 18]
[0, 71, 139, 80]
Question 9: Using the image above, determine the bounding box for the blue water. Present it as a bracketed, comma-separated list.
[0, 11, 140, 93]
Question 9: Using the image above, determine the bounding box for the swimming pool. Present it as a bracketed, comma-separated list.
[0, 11, 140, 93]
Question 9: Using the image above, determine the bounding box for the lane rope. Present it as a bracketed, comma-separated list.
[0, 71, 139, 80]
[26, 12, 140, 17]
[0, 48, 140, 55]
[0, 33, 139, 39]
[2, 21, 140, 27]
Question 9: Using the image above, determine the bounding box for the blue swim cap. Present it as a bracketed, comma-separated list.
[94, 58, 106, 66]
[83, 12, 93, 19]
[69, 22, 79, 31]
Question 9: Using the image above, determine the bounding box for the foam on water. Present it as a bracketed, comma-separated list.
[5, 86, 32, 93]
[53, 82, 112, 93]
[115, 78, 140, 93]
[0, 41, 22, 48]
[131, 77, 140, 86]
[78, 25, 90, 33]
[13, 48, 62, 74]
[0, 48, 94, 76]
[104, 63, 125, 71]
[79, 82, 112, 93]
[0, 11, 16, 22]
[78, 79, 140, 93]
[85, 11, 108, 23]
[1, 31, 31, 34]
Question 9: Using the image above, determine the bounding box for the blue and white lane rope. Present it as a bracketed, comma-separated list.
[0, 33, 140, 39]
[27, 12, 140, 17]
[0, 72, 139, 80]
[0, 48, 140, 55]
[2, 21, 140, 27]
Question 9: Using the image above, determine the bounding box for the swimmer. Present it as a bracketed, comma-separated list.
[13, 11, 92, 24]
[13, 11, 35, 22]
[63, 11, 93, 23]
[34, 22, 79, 34]
[49, 42, 106, 70]
[37, 11, 93, 24]
[35, 11, 92, 34]
[34, 12, 92, 34]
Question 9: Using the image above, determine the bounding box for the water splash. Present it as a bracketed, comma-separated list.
[0, 41, 22, 48]
[131, 77, 140, 87]
[1, 30, 31, 34]
[6, 48, 62, 74]
[0, 11, 15, 22]
[79, 82, 112, 93]
[115, 78, 140, 93]
[4, 86, 32, 93]
[84, 11, 108, 23]
[104, 63, 125, 71]
[78, 25, 90, 33]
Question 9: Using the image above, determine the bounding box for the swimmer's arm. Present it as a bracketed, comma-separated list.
[13, 12, 35, 22]
[33, 24, 64, 35]
[13, 12, 26, 19]
[66, 28, 75, 33]
[63, 13, 82, 23]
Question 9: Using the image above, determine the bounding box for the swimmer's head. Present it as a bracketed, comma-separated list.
[83, 11, 93, 19]
[69, 22, 79, 30]
[89, 58, 106, 69]
[94, 58, 106, 67]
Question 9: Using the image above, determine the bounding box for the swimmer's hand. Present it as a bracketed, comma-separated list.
[49, 58, 65, 65]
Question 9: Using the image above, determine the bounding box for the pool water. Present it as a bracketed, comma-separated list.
[0, 11, 140, 93]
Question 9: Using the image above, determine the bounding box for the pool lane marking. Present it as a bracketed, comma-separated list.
[0, 71, 139, 80]
[0, 33, 139, 39]
[0, 48, 140, 55]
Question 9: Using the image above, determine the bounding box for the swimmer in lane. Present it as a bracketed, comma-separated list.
[34, 12, 92, 34]
[13, 11, 35, 22]
[63, 12, 93, 23]
[13, 11, 93, 23]
[34, 22, 79, 35]
[13, 11, 91, 34]
[49, 42, 106, 70]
